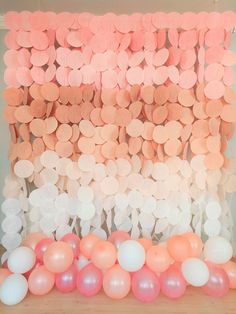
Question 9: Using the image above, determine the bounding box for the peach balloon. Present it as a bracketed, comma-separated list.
[43, 241, 74, 273]
[222, 261, 236, 289]
[22, 232, 47, 250]
[138, 238, 153, 251]
[108, 231, 131, 249]
[28, 266, 55, 295]
[91, 241, 117, 270]
[0, 268, 11, 285]
[80, 234, 101, 259]
[183, 232, 203, 257]
[146, 245, 172, 272]
[103, 264, 131, 299]
[167, 235, 191, 262]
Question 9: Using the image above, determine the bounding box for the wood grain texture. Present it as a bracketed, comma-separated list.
[0, 288, 236, 314]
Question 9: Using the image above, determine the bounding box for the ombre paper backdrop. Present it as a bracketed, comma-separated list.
[1, 11, 236, 261]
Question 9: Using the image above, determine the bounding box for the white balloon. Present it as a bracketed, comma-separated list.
[181, 258, 209, 287]
[117, 240, 145, 272]
[7, 246, 36, 274]
[0, 274, 28, 305]
[204, 236, 233, 264]
[75, 255, 90, 271]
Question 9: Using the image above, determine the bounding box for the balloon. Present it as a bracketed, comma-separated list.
[43, 241, 74, 273]
[204, 236, 233, 264]
[222, 261, 236, 289]
[103, 264, 131, 299]
[118, 240, 145, 272]
[181, 258, 209, 287]
[0, 274, 28, 305]
[138, 238, 153, 251]
[22, 232, 47, 250]
[35, 237, 54, 262]
[28, 266, 55, 295]
[55, 264, 77, 293]
[8, 246, 36, 274]
[183, 232, 203, 257]
[77, 263, 103, 297]
[202, 264, 230, 297]
[108, 231, 130, 249]
[75, 255, 90, 271]
[161, 265, 187, 299]
[24, 261, 42, 280]
[91, 241, 117, 270]
[0, 268, 11, 285]
[131, 266, 160, 302]
[146, 245, 172, 273]
[167, 235, 191, 262]
[61, 233, 80, 258]
[79, 234, 101, 259]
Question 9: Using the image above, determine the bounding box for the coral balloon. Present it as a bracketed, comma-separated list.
[167, 235, 191, 262]
[43, 241, 74, 273]
[55, 264, 77, 293]
[8, 246, 36, 274]
[0, 268, 11, 285]
[77, 264, 103, 297]
[79, 234, 101, 259]
[146, 245, 172, 273]
[138, 238, 153, 251]
[202, 264, 230, 297]
[118, 240, 145, 272]
[108, 231, 131, 249]
[91, 241, 117, 270]
[132, 266, 160, 302]
[181, 258, 209, 287]
[222, 261, 236, 289]
[183, 232, 203, 257]
[28, 266, 55, 295]
[204, 236, 233, 264]
[103, 264, 131, 299]
[22, 232, 47, 250]
[35, 237, 54, 262]
[61, 233, 80, 258]
[161, 265, 187, 299]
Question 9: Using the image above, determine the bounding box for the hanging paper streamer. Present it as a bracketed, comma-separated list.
[2, 11, 236, 260]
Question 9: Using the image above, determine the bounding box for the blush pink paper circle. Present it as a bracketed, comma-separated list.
[204, 81, 225, 99]
[30, 31, 49, 50]
[179, 70, 197, 89]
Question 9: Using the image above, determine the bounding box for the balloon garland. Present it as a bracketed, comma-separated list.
[0, 231, 235, 305]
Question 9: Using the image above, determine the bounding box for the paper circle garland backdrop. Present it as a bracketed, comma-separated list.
[1, 10, 236, 305]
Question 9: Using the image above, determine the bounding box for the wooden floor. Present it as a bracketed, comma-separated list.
[0, 288, 236, 314]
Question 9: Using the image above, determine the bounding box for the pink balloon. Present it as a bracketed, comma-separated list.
[202, 264, 230, 297]
[28, 266, 55, 295]
[108, 231, 131, 249]
[61, 233, 80, 258]
[132, 266, 160, 302]
[35, 237, 54, 262]
[55, 264, 77, 293]
[161, 265, 186, 299]
[76, 263, 103, 297]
